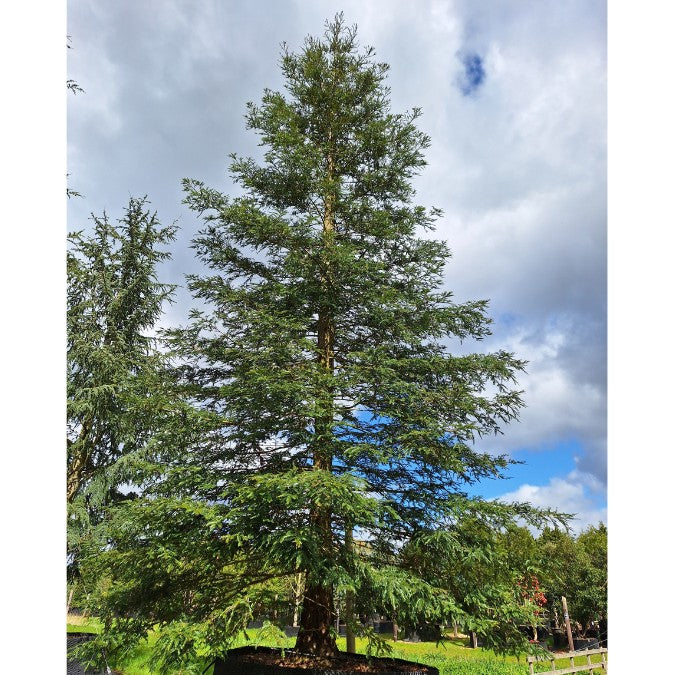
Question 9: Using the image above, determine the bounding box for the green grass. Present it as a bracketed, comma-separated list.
[67, 615, 102, 633]
[66, 619, 606, 675]
[335, 635, 529, 675]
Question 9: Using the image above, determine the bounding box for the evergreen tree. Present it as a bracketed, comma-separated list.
[80, 16, 565, 666]
[537, 524, 607, 635]
[67, 197, 176, 535]
[398, 519, 548, 651]
[574, 523, 607, 631]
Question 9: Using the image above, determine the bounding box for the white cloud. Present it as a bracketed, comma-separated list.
[459, 316, 606, 491]
[498, 472, 607, 535]
[67, 0, 606, 500]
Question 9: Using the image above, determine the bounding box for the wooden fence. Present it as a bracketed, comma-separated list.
[527, 647, 608, 675]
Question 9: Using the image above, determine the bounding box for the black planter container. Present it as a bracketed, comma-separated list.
[573, 638, 599, 650]
[415, 624, 441, 642]
[214, 646, 439, 674]
[403, 630, 420, 642]
[67, 633, 107, 675]
[552, 629, 568, 649]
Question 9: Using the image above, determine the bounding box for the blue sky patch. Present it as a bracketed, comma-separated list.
[66, 2, 607, 530]
[466, 440, 580, 500]
[458, 51, 486, 96]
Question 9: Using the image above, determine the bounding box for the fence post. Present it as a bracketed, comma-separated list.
[561, 596, 575, 652]
[526, 648, 606, 675]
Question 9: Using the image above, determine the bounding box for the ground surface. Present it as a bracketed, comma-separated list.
[66, 615, 606, 675]
[223, 647, 436, 672]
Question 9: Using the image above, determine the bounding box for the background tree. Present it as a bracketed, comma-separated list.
[398, 518, 547, 652]
[67, 197, 177, 585]
[498, 525, 548, 641]
[535, 524, 607, 638]
[67, 36, 85, 96]
[78, 15, 565, 667]
[573, 523, 607, 634]
[67, 36, 83, 199]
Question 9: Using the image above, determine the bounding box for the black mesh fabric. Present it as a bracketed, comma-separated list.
[67, 633, 108, 674]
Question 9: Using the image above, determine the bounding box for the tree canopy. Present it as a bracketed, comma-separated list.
[537, 524, 607, 633]
[75, 15, 569, 669]
[67, 197, 176, 573]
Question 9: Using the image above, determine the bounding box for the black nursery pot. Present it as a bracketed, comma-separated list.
[67, 632, 97, 648]
[552, 630, 568, 649]
[66, 632, 107, 675]
[573, 637, 600, 650]
[213, 646, 439, 675]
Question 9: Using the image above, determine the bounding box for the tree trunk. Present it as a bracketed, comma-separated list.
[67, 416, 94, 502]
[292, 573, 304, 627]
[67, 414, 105, 503]
[561, 596, 575, 652]
[295, 582, 337, 656]
[344, 592, 356, 653]
[66, 586, 75, 615]
[345, 523, 356, 653]
[552, 606, 560, 629]
[293, 134, 339, 658]
[295, 490, 336, 655]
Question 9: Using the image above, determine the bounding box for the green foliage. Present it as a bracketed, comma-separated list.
[67, 197, 177, 582]
[536, 524, 607, 630]
[80, 14, 569, 664]
[397, 520, 551, 655]
[67, 36, 85, 95]
[68, 626, 526, 675]
[574, 523, 607, 625]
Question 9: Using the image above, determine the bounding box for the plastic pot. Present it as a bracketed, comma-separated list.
[213, 646, 439, 674]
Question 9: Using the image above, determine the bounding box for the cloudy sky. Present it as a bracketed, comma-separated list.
[67, 0, 607, 534]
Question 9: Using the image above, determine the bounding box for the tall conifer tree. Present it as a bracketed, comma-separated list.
[67, 197, 176, 559]
[81, 16, 564, 665]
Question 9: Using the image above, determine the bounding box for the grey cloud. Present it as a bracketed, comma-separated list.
[498, 475, 607, 535]
[68, 0, 606, 491]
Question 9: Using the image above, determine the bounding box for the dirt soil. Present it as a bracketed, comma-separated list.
[231, 650, 435, 672]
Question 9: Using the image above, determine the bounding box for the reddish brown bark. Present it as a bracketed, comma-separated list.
[294, 124, 339, 658]
[295, 582, 337, 656]
[67, 415, 97, 502]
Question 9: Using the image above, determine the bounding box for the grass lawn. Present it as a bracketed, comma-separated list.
[67, 614, 102, 633]
[66, 617, 606, 675]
